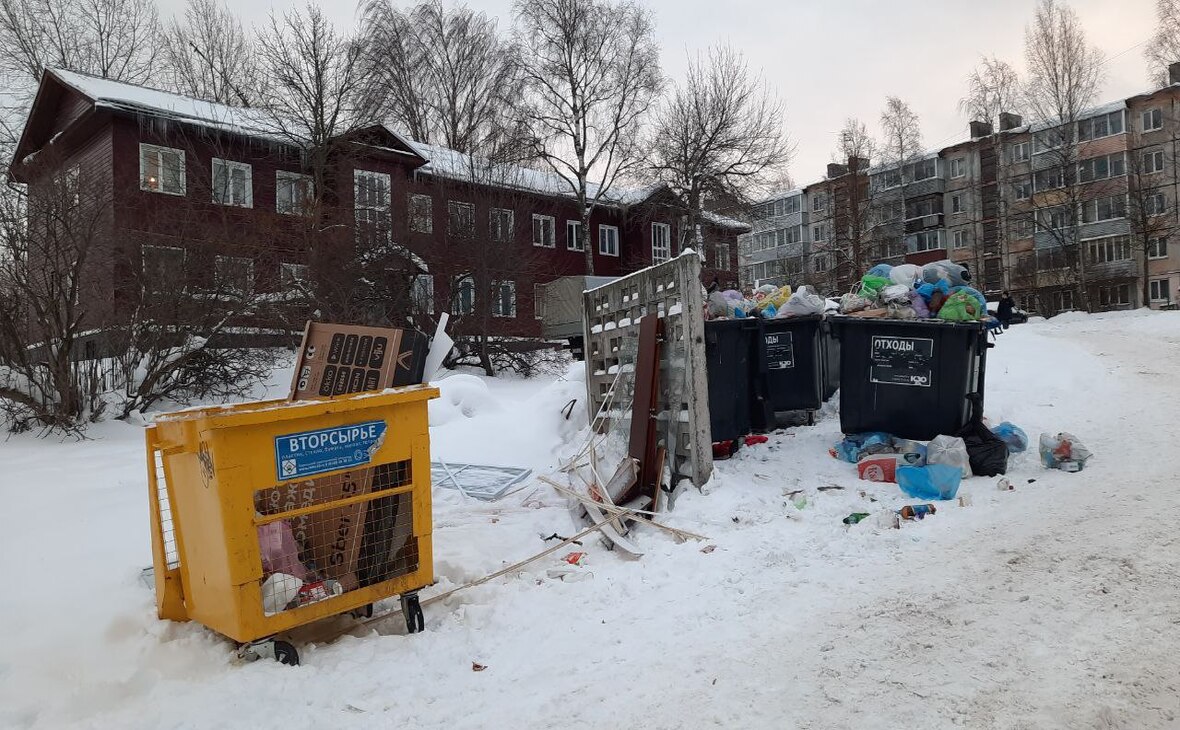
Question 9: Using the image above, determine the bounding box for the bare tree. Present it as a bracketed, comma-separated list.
[359, 0, 527, 158]
[960, 56, 1022, 128]
[514, 0, 662, 275]
[880, 96, 923, 168]
[1023, 0, 1106, 311]
[162, 0, 259, 106]
[0, 0, 160, 89]
[814, 118, 877, 292]
[1145, 0, 1180, 86]
[256, 4, 384, 173]
[650, 44, 791, 260]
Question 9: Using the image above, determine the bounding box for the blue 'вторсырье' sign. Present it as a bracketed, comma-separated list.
[274, 420, 387, 481]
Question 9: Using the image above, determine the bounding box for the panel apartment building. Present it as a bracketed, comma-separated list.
[10, 69, 748, 347]
[741, 67, 1180, 314]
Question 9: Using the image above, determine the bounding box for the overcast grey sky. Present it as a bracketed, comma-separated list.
[157, 0, 1158, 186]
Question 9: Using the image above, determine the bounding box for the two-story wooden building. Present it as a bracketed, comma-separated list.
[9, 69, 747, 345]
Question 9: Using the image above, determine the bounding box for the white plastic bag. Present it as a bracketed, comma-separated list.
[927, 435, 971, 478]
[779, 285, 826, 317]
[889, 263, 923, 287]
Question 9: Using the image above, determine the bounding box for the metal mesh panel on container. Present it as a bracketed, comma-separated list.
[254, 460, 418, 615]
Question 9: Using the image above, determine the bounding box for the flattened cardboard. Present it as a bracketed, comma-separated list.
[257, 470, 372, 592]
[289, 321, 428, 400]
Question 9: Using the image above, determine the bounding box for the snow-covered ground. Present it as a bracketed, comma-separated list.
[2, 312, 1180, 729]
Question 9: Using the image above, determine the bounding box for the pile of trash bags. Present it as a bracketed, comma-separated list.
[705, 283, 829, 321]
[831, 420, 1029, 501]
[838, 259, 992, 323]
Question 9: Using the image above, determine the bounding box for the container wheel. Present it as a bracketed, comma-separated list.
[401, 592, 425, 634]
[272, 640, 300, 666]
[237, 638, 300, 666]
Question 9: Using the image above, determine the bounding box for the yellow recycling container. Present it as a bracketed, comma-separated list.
[146, 385, 439, 651]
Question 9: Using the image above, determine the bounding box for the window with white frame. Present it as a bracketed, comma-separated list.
[142, 244, 185, 292]
[532, 214, 556, 248]
[1078, 152, 1125, 182]
[1147, 192, 1167, 217]
[1150, 278, 1172, 302]
[211, 158, 252, 207]
[1012, 141, 1031, 163]
[783, 196, 801, 215]
[951, 194, 963, 214]
[139, 143, 185, 195]
[1078, 110, 1125, 141]
[534, 283, 546, 320]
[411, 274, 434, 314]
[1142, 108, 1163, 132]
[953, 230, 970, 249]
[492, 280, 516, 318]
[811, 192, 828, 212]
[877, 168, 902, 190]
[448, 200, 475, 237]
[1083, 195, 1126, 223]
[1142, 150, 1165, 174]
[1054, 289, 1075, 312]
[566, 220, 583, 251]
[1149, 236, 1169, 259]
[214, 254, 254, 295]
[454, 276, 475, 315]
[812, 223, 828, 242]
[1014, 181, 1031, 200]
[276, 171, 313, 216]
[409, 194, 433, 233]
[1098, 284, 1131, 307]
[950, 157, 966, 178]
[714, 242, 731, 269]
[599, 225, 619, 256]
[1087, 235, 1132, 264]
[651, 222, 671, 263]
[1035, 167, 1065, 192]
[354, 169, 391, 246]
[1034, 127, 1066, 154]
[1037, 206, 1070, 232]
[490, 208, 514, 242]
[1014, 215, 1035, 238]
[910, 230, 943, 252]
[812, 252, 831, 273]
[280, 262, 309, 291]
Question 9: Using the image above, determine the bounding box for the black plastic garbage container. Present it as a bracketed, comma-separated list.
[704, 319, 759, 442]
[830, 317, 988, 441]
[758, 315, 825, 417]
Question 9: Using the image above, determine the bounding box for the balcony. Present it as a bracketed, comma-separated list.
[905, 229, 946, 255]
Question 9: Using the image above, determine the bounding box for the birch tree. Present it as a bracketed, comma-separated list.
[514, 0, 661, 275]
[1145, 0, 1180, 87]
[960, 56, 1022, 129]
[1023, 0, 1106, 311]
[650, 44, 790, 259]
[162, 0, 259, 106]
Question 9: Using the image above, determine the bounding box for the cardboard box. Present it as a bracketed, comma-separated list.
[289, 322, 428, 400]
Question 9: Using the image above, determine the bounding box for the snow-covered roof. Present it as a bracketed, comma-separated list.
[49, 68, 285, 142]
[701, 210, 751, 231]
[407, 139, 663, 208]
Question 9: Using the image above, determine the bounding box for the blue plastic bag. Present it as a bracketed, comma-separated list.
[896, 464, 962, 501]
[867, 263, 893, 279]
[992, 422, 1028, 454]
[831, 432, 894, 463]
[916, 280, 950, 301]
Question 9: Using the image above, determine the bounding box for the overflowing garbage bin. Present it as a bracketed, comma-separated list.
[830, 317, 988, 441]
[147, 386, 439, 658]
[704, 318, 760, 441]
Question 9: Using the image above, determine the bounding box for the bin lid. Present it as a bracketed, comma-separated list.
[154, 384, 440, 430]
[828, 315, 986, 330]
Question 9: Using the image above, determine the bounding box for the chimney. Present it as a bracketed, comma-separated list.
[847, 156, 870, 173]
[827, 163, 847, 178]
[999, 112, 1023, 131]
[1170, 62, 1180, 86]
[970, 120, 993, 139]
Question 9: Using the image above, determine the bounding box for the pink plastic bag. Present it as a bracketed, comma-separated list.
[258, 520, 312, 580]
